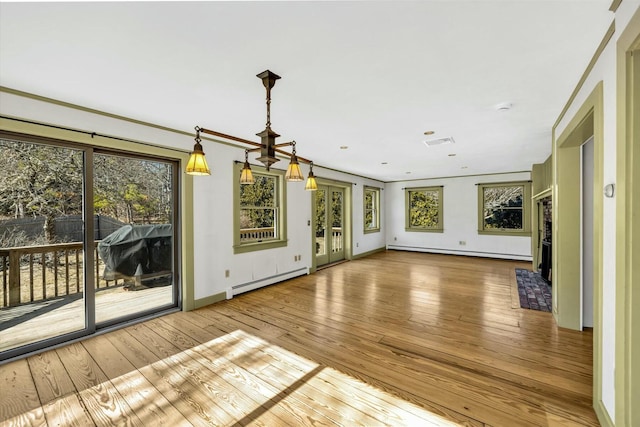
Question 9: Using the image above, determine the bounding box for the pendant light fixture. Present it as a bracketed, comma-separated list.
[186, 70, 316, 190]
[239, 150, 255, 184]
[305, 162, 318, 191]
[284, 142, 304, 182]
[185, 127, 211, 176]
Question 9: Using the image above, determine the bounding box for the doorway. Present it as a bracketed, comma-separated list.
[0, 133, 181, 361]
[314, 185, 345, 267]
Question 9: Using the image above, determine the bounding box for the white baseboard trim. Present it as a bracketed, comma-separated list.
[230, 267, 309, 297]
[386, 245, 532, 261]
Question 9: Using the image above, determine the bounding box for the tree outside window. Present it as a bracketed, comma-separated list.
[477, 182, 531, 235]
[405, 186, 443, 232]
[364, 187, 380, 233]
[233, 163, 287, 253]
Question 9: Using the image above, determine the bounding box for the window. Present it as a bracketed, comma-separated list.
[477, 181, 531, 235]
[364, 186, 380, 233]
[405, 186, 443, 232]
[233, 163, 287, 253]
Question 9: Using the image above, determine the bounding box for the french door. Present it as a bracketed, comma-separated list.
[0, 132, 180, 361]
[315, 185, 345, 267]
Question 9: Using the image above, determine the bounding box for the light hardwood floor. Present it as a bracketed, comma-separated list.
[0, 251, 597, 426]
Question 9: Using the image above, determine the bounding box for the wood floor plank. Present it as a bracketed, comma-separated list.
[81, 335, 188, 427]
[27, 350, 76, 406]
[0, 358, 46, 427]
[192, 307, 484, 427]
[1, 251, 599, 427]
[120, 323, 238, 426]
[105, 328, 220, 427]
[150, 315, 340, 427]
[42, 393, 93, 427]
[56, 342, 144, 427]
[221, 289, 594, 421]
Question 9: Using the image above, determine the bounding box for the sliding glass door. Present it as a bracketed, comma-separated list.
[0, 133, 180, 360]
[93, 152, 177, 325]
[0, 137, 89, 354]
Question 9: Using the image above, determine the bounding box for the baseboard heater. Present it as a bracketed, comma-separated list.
[386, 245, 532, 261]
[228, 267, 308, 298]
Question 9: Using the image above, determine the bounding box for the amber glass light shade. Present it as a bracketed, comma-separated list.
[186, 141, 211, 175]
[240, 161, 255, 184]
[285, 155, 304, 182]
[305, 170, 317, 191]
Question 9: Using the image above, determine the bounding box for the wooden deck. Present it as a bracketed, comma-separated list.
[0, 251, 597, 426]
[0, 285, 173, 352]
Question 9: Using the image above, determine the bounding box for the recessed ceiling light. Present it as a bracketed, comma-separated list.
[424, 130, 435, 136]
[339, 146, 348, 150]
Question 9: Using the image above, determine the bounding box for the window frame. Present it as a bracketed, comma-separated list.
[477, 181, 531, 236]
[404, 186, 444, 233]
[363, 186, 381, 234]
[233, 162, 287, 254]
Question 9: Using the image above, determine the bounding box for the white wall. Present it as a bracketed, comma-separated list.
[385, 172, 532, 260]
[0, 91, 385, 302]
[553, 0, 639, 419]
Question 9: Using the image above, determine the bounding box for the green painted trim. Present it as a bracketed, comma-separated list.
[609, 0, 622, 13]
[194, 292, 227, 309]
[386, 170, 530, 184]
[311, 178, 353, 270]
[404, 228, 444, 233]
[232, 162, 288, 254]
[352, 247, 386, 260]
[363, 186, 381, 233]
[531, 187, 552, 271]
[233, 240, 288, 254]
[0, 87, 195, 142]
[532, 188, 552, 200]
[615, 18, 640, 426]
[477, 181, 532, 236]
[477, 230, 531, 237]
[311, 164, 383, 184]
[404, 186, 444, 232]
[553, 22, 615, 130]
[1, 88, 355, 179]
[594, 400, 615, 427]
[0, 119, 196, 314]
[552, 81, 604, 416]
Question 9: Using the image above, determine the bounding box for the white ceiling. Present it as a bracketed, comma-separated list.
[0, 1, 613, 182]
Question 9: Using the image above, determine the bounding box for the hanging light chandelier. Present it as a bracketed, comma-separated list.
[186, 70, 316, 190]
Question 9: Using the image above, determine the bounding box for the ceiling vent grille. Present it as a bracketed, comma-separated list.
[423, 137, 455, 147]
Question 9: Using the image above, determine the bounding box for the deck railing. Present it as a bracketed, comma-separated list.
[0, 241, 122, 308]
[239, 227, 275, 242]
[331, 227, 343, 252]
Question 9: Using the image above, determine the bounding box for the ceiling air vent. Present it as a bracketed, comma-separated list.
[423, 137, 455, 147]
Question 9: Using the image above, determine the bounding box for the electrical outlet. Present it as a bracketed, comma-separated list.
[356, 242, 359, 247]
[225, 269, 230, 278]
[394, 237, 397, 241]
[459, 241, 466, 246]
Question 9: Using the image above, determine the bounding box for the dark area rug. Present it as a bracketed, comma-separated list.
[515, 268, 552, 312]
